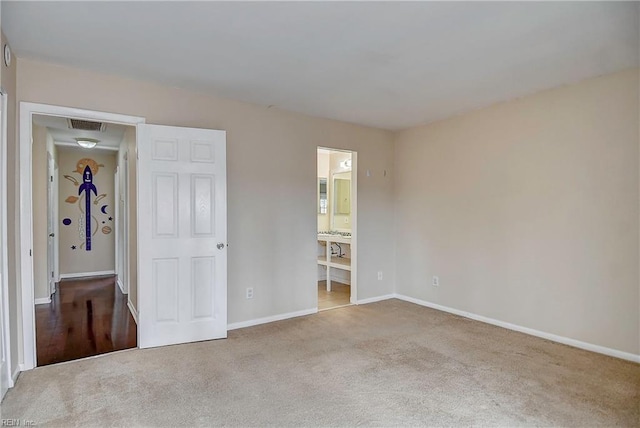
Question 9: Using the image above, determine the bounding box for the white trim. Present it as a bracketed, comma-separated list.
[59, 270, 115, 280]
[34, 297, 51, 305]
[356, 294, 395, 305]
[11, 365, 21, 386]
[19, 102, 145, 371]
[394, 294, 640, 363]
[117, 278, 126, 294]
[228, 308, 317, 331]
[348, 152, 357, 303]
[127, 299, 138, 325]
[0, 91, 12, 395]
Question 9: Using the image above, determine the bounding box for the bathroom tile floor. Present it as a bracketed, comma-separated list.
[318, 280, 351, 310]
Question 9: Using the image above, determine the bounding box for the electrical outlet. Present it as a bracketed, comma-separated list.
[377, 271, 383, 281]
[246, 287, 254, 299]
[432, 276, 439, 287]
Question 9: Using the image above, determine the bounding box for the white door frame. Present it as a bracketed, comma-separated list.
[46, 144, 59, 296]
[118, 151, 133, 314]
[19, 102, 145, 370]
[0, 91, 13, 395]
[350, 152, 358, 304]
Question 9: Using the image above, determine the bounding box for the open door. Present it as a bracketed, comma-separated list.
[46, 151, 57, 297]
[137, 124, 227, 349]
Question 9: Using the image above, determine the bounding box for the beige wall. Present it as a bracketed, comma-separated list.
[2, 31, 19, 378]
[57, 149, 116, 276]
[16, 58, 396, 330]
[394, 69, 640, 355]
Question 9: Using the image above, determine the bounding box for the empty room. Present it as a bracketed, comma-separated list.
[0, 1, 638, 426]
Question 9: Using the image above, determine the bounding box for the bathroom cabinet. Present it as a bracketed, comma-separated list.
[317, 233, 351, 292]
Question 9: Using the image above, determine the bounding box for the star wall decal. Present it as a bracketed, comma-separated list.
[108, 217, 113, 221]
[71, 245, 76, 250]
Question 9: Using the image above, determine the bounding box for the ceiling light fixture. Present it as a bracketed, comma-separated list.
[75, 138, 100, 149]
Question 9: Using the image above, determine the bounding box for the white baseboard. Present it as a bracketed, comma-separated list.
[394, 294, 640, 363]
[59, 270, 115, 280]
[34, 297, 51, 305]
[127, 299, 138, 325]
[117, 278, 127, 294]
[356, 294, 395, 305]
[228, 308, 318, 331]
[12, 364, 22, 385]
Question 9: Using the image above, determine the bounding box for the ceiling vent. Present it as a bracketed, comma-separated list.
[67, 119, 106, 132]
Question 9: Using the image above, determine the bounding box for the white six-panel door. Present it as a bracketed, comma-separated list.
[137, 124, 227, 349]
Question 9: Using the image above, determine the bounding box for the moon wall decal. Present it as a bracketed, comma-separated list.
[100, 204, 108, 214]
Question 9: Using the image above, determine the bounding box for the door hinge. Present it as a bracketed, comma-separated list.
[51, 271, 54, 278]
[29, 249, 32, 256]
[50, 176, 53, 182]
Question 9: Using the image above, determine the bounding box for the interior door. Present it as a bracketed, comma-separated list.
[137, 124, 227, 349]
[47, 152, 56, 296]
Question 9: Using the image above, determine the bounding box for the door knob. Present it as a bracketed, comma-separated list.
[49, 233, 55, 237]
[217, 243, 225, 250]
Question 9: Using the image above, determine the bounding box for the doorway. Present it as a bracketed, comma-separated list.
[19, 103, 145, 370]
[19, 102, 229, 373]
[316, 147, 357, 310]
[31, 113, 138, 365]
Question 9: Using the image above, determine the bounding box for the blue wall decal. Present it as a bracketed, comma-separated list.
[63, 156, 111, 254]
[78, 165, 97, 251]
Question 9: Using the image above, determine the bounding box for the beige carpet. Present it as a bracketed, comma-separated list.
[2, 299, 638, 427]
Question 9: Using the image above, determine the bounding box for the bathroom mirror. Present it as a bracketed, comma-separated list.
[333, 178, 350, 214]
[318, 178, 327, 214]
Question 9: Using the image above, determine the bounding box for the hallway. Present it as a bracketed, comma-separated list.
[35, 275, 136, 366]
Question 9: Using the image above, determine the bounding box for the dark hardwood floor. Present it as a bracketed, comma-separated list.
[36, 275, 137, 366]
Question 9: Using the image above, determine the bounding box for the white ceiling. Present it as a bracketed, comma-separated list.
[5, 2, 639, 131]
[32, 114, 128, 150]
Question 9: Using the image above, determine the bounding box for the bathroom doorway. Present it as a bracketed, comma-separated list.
[316, 147, 357, 310]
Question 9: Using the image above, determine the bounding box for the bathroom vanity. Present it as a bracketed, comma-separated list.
[317, 232, 351, 292]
